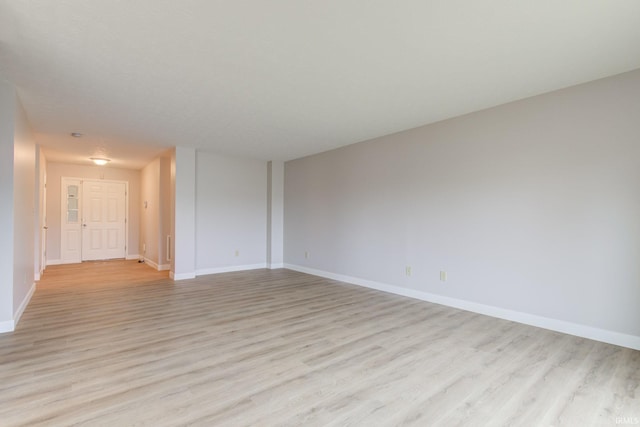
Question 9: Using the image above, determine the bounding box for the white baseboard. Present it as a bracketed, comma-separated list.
[284, 264, 640, 351]
[268, 263, 284, 269]
[196, 263, 267, 276]
[0, 282, 36, 333]
[0, 320, 13, 333]
[126, 254, 141, 260]
[46, 259, 63, 266]
[143, 257, 170, 272]
[171, 271, 196, 280]
[172, 263, 269, 281]
[14, 282, 36, 327]
[144, 258, 159, 270]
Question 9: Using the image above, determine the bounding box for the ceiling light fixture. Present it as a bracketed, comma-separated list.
[71, 132, 83, 137]
[90, 157, 110, 166]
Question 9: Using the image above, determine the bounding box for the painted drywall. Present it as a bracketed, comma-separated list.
[141, 158, 160, 265]
[0, 78, 36, 332]
[169, 149, 176, 274]
[140, 153, 173, 270]
[12, 96, 36, 317]
[267, 160, 284, 267]
[45, 163, 141, 262]
[0, 78, 16, 330]
[34, 147, 46, 279]
[159, 155, 172, 265]
[173, 146, 196, 279]
[284, 69, 640, 343]
[195, 151, 267, 274]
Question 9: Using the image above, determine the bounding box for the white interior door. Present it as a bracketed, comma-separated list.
[82, 180, 127, 261]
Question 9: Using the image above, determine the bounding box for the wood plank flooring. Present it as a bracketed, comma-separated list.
[1, 260, 638, 426]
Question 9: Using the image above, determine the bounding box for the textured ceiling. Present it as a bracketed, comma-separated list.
[1, 1, 640, 169]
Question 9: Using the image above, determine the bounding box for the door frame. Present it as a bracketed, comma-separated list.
[60, 177, 129, 263]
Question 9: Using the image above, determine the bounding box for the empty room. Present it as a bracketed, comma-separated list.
[1, 1, 639, 426]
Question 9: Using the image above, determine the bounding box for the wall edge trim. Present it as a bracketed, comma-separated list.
[196, 263, 267, 276]
[0, 320, 14, 333]
[13, 282, 36, 328]
[171, 271, 196, 281]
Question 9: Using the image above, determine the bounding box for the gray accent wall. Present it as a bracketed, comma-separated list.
[284, 69, 640, 339]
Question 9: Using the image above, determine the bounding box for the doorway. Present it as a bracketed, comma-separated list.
[60, 178, 128, 263]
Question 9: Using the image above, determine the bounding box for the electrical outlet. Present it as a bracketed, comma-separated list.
[235, 250, 239, 257]
[405, 266, 411, 276]
[305, 251, 309, 259]
[440, 271, 447, 282]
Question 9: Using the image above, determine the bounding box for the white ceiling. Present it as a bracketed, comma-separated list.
[1, 1, 640, 169]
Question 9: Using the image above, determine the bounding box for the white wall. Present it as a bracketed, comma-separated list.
[160, 155, 172, 265]
[45, 162, 141, 262]
[34, 147, 46, 279]
[0, 77, 36, 332]
[141, 158, 160, 265]
[284, 69, 640, 348]
[0, 79, 16, 331]
[267, 160, 284, 268]
[195, 151, 267, 274]
[168, 150, 176, 273]
[140, 153, 173, 270]
[13, 95, 36, 318]
[173, 146, 196, 279]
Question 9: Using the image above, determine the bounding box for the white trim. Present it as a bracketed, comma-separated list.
[14, 282, 36, 327]
[172, 263, 271, 280]
[196, 263, 267, 276]
[144, 257, 160, 270]
[143, 257, 171, 272]
[0, 320, 14, 333]
[171, 271, 196, 280]
[0, 282, 37, 333]
[268, 263, 284, 269]
[126, 254, 141, 260]
[46, 259, 63, 266]
[35, 273, 40, 281]
[284, 264, 640, 351]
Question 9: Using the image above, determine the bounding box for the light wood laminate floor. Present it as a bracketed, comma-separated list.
[1, 261, 638, 426]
